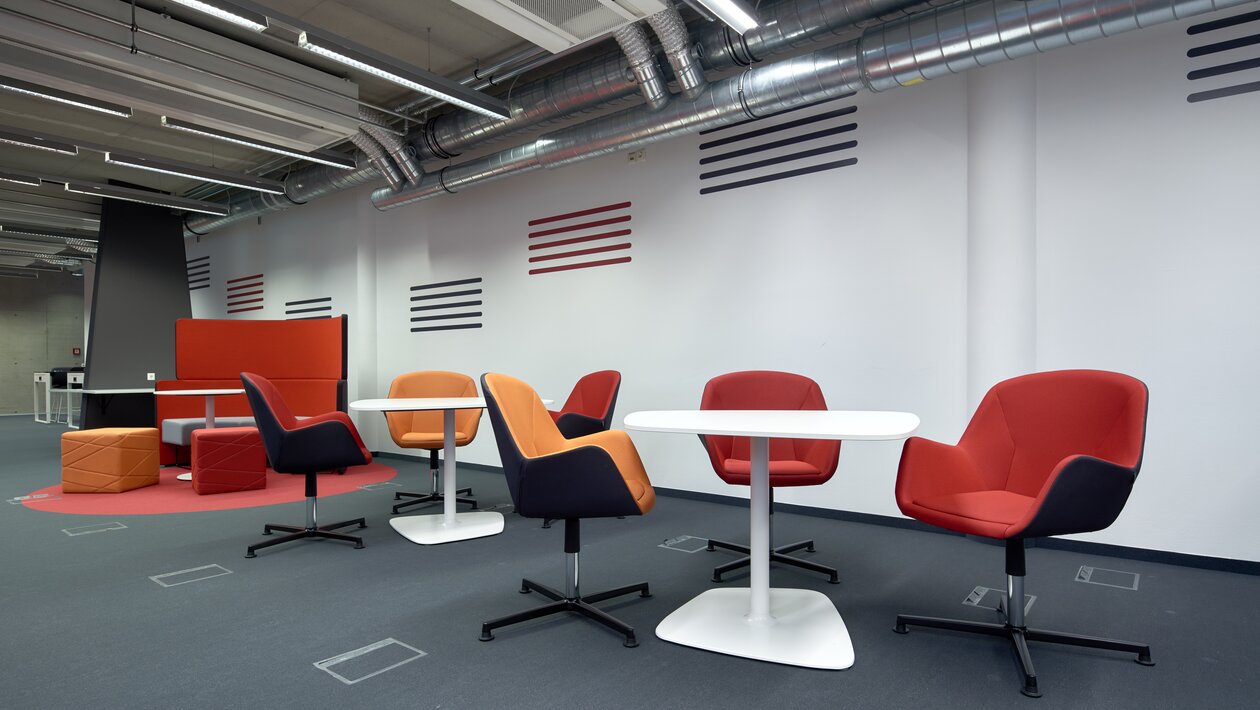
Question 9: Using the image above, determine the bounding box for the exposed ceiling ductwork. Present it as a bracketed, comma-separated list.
[185, 0, 1253, 234]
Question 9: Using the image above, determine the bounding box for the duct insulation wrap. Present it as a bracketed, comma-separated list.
[359, 106, 423, 183]
[614, 22, 669, 111]
[647, 8, 707, 100]
[351, 130, 405, 191]
[372, 0, 1252, 210]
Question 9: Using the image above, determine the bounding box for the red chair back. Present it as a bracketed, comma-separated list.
[557, 370, 621, 428]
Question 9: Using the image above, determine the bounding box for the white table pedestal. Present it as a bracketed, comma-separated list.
[655, 587, 855, 670]
[389, 511, 505, 544]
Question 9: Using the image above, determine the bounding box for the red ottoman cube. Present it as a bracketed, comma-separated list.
[191, 427, 267, 495]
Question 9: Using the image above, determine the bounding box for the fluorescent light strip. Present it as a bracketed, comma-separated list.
[104, 151, 285, 195]
[64, 182, 229, 217]
[0, 226, 98, 244]
[160, 117, 357, 170]
[0, 77, 133, 118]
[0, 128, 78, 156]
[297, 32, 510, 119]
[0, 169, 41, 187]
[166, 0, 268, 32]
[694, 0, 760, 34]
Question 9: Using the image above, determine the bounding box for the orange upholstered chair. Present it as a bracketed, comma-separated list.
[479, 373, 655, 647]
[699, 371, 842, 583]
[385, 371, 482, 514]
[893, 370, 1152, 697]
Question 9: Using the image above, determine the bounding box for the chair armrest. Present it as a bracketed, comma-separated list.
[273, 419, 370, 472]
[554, 412, 607, 439]
[895, 437, 986, 512]
[1015, 455, 1137, 538]
[518, 444, 644, 519]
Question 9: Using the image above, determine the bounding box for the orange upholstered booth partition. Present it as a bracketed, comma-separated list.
[156, 317, 347, 464]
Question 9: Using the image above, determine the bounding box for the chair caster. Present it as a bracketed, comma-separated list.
[706, 542, 715, 551]
[893, 623, 908, 634]
[828, 574, 840, 585]
[480, 629, 494, 642]
[1020, 683, 1041, 699]
[354, 542, 364, 549]
[623, 635, 638, 648]
[1136, 654, 1155, 667]
[519, 585, 531, 594]
[245, 552, 256, 559]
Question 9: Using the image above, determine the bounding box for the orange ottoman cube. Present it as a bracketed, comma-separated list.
[191, 427, 267, 495]
[61, 427, 160, 493]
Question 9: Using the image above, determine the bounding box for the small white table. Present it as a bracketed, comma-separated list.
[156, 388, 247, 481]
[33, 372, 51, 423]
[64, 372, 85, 429]
[350, 397, 504, 545]
[623, 409, 920, 670]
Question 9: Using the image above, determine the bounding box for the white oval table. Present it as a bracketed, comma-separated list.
[350, 397, 505, 545]
[623, 409, 920, 670]
[156, 388, 247, 481]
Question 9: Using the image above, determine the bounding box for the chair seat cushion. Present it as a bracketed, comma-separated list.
[718, 458, 824, 487]
[398, 431, 473, 448]
[910, 490, 1037, 539]
[161, 417, 257, 446]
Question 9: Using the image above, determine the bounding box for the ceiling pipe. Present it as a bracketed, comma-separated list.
[359, 107, 423, 184]
[614, 22, 670, 111]
[647, 7, 707, 100]
[371, 0, 1252, 211]
[350, 131, 405, 191]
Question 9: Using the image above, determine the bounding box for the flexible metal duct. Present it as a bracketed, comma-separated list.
[351, 131, 405, 191]
[372, 0, 1251, 210]
[359, 107, 423, 184]
[648, 8, 707, 99]
[614, 22, 670, 111]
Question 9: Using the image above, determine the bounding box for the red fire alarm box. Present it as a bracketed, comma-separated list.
[72, 347, 81, 356]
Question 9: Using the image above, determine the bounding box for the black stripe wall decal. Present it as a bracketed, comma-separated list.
[187, 255, 210, 291]
[1186, 10, 1260, 103]
[285, 296, 332, 320]
[697, 96, 859, 195]
[409, 277, 484, 333]
[226, 273, 264, 314]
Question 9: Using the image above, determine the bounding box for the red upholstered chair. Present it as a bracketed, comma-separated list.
[548, 370, 621, 439]
[893, 370, 1152, 698]
[699, 371, 841, 584]
[240, 372, 371, 558]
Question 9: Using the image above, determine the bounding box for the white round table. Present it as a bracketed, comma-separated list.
[623, 409, 920, 670]
[350, 397, 504, 545]
[156, 388, 247, 481]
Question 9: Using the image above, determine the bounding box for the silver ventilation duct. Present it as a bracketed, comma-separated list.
[359, 107, 423, 184]
[350, 131, 405, 191]
[371, 0, 1251, 210]
[648, 8, 706, 99]
[614, 22, 670, 111]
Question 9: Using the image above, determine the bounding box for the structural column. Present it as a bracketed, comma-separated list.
[966, 58, 1038, 409]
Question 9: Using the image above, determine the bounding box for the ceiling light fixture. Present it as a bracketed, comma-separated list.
[160, 116, 357, 169]
[104, 151, 285, 195]
[0, 225, 98, 244]
[0, 127, 78, 156]
[64, 181, 230, 217]
[166, 0, 269, 32]
[0, 76, 133, 118]
[0, 270, 38, 279]
[0, 169, 41, 187]
[692, 0, 760, 34]
[297, 32, 511, 119]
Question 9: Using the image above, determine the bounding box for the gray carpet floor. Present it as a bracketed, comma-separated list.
[2, 415, 1257, 709]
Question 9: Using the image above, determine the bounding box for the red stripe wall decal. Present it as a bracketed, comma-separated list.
[226, 272, 264, 315]
[527, 201, 633, 277]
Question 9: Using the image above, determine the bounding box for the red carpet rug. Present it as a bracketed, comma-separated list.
[20, 463, 397, 515]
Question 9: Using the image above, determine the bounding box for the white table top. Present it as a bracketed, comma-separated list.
[82, 388, 156, 394]
[623, 410, 920, 440]
[350, 397, 486, 412]
[155, 389, 246, 396]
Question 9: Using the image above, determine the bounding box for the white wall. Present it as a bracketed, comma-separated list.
[187, 8, 1260, 562]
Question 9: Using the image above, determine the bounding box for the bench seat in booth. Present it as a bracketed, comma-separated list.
[161, 417, 257, 447]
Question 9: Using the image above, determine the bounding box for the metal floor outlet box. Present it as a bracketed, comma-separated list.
[314, 638, 427, 685]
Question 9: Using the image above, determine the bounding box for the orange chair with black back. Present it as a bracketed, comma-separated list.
[699, 370, 842, 584]
[548, 370, 621, 439]
[892, 370, 1152, 697]
[479, 372, 655, 647]
[385, 371, 482, 515]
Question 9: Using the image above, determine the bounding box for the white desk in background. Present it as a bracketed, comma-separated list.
[623, 409, 920, 670]
[155, 389, 247, 481]
[33, 372, 50, 424]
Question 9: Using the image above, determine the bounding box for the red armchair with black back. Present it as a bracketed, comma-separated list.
[548, 370, 621, 439]
[699, 371, 842, 584]
[240, 372, 370, 559]
[892, 369, 1152, 698]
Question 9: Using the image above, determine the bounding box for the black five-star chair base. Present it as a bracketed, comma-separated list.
[481, 578, 651, 648]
